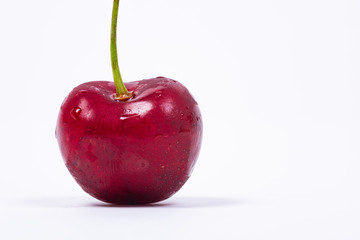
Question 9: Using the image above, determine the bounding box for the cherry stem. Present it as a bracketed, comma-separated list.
[111, 0, 133, 101]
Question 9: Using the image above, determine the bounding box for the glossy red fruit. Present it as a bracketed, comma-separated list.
[56, 77, 202, 204]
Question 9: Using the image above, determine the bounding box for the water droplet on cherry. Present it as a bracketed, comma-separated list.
[155, 90, 163, 98]
[71, 107, 82, 120]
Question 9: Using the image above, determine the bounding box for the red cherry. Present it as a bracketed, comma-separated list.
[56, 78, 202, 204]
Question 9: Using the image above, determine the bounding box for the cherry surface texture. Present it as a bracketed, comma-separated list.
[56, 77, 202, 204]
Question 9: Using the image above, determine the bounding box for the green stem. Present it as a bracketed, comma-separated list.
[111, 0, 132, 101]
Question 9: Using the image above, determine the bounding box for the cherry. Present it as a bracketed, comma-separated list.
[55, 0, 202, 204]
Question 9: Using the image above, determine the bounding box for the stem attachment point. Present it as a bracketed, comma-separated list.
[114, 91, 133, 101]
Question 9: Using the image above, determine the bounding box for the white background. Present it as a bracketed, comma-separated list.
[1, 0, 360, 239]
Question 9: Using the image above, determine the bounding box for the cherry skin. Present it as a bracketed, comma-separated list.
[56, 77, 202, 204]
